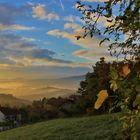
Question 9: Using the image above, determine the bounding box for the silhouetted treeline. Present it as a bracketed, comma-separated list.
[0, 94, 82, 124]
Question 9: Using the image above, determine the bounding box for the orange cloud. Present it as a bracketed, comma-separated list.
[73, 49, 114, 62]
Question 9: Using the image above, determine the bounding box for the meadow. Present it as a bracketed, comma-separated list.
[0, 113, 131, 140]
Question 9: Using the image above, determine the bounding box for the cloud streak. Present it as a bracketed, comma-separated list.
[0, 33, 71, 66]
[73, 49, 114, 62]
[0, 33, 89, 68]
[59, 0, 65, 11]
[47, 22, 114, 63]
[0, 3, 35, 31]
[47, 28, 101, 50]
[0, 3, 28, 25]
[0, 24, 35, 31]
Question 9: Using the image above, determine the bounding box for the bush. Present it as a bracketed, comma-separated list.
[77, 58, 140, 114]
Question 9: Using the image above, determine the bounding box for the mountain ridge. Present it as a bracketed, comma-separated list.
[0, 93, 31, 107]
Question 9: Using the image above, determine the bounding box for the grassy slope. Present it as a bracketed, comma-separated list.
[0, 113, 133, 140]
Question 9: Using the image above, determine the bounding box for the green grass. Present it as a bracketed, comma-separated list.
[0, 113, 135, 140]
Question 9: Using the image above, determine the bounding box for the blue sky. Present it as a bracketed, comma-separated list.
[0, 0, 115, 79]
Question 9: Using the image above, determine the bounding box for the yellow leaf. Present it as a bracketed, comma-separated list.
[94, 90, 108, 110]
[122, 64, 131, 77]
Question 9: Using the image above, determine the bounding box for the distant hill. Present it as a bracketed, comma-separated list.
[0, 75, 84, 100]
[20, 87, 76, 101]
[42, 75, 85, 89]
[24, 75, 85, 90]
[0, 113, 127, 140]
[57, 75, 85, 86]
[0, 94, 31, 107]
[58, 75, 85, 81]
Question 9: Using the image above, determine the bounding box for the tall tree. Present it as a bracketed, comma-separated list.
[76, 0, 140, 60]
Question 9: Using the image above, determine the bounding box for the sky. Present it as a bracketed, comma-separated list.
[0, 0, 116, 81]
[0, 0, 115, 79]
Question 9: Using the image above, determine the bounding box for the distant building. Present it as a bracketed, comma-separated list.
[0, 107, 22, 131]
[0, 111, 5, 122]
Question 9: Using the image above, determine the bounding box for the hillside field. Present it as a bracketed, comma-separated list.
[0, 113, 139, 140]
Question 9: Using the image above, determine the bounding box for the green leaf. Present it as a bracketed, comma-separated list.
[110, 66, 118, 80]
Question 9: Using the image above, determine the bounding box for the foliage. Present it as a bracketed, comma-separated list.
[76, 0, 140, 59]
[78, 58, 140, 113]
[77, 58, 112, 114]
[91, 60, 139, 140]
[0, 95, 82, 124]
